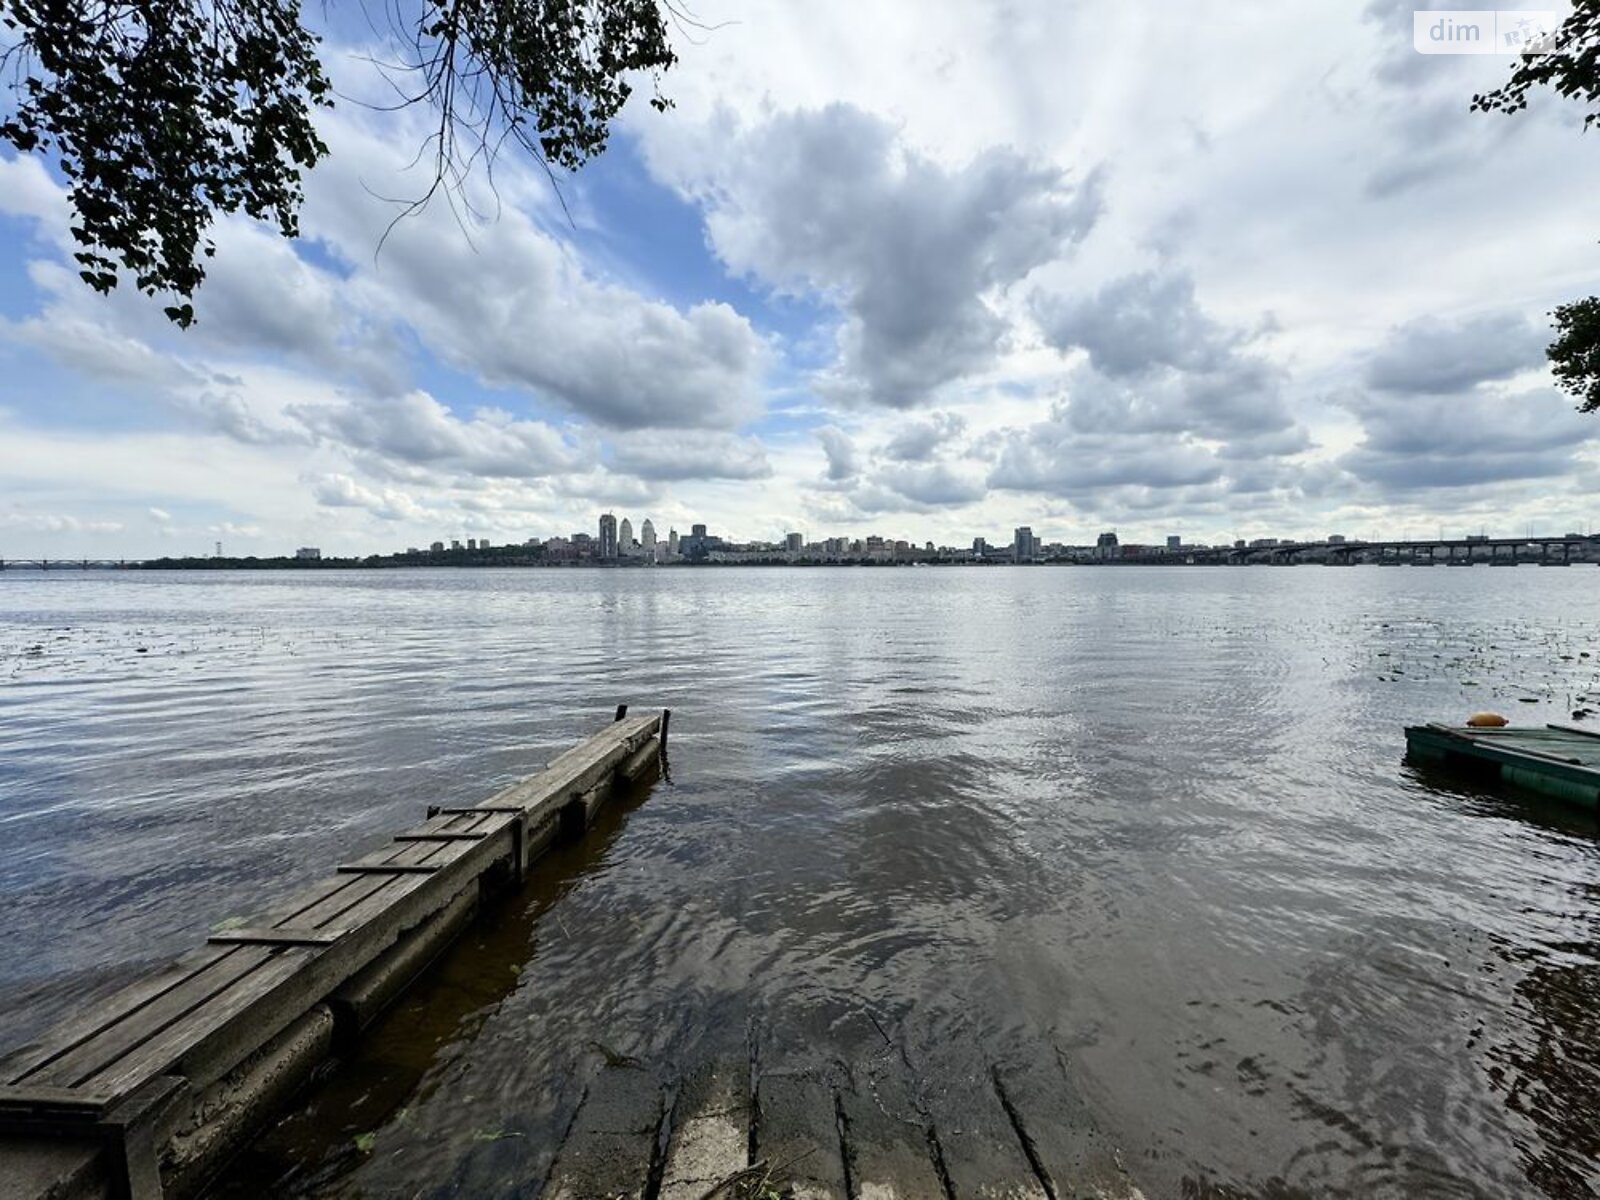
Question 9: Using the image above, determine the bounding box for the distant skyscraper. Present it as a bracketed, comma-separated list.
[619, 518, 634, 554]
[1014, 526, 1036, 562]
[973, 537, 988, 558]
[641, 519, 657, 552]
[1166, 535, 1181, 551]
[598, 513, 618, 558]
[785, 532, 803, 553]
[1096, 531, 1119, 560]
[679, 524, 721, 560]
[668, 528, 679, 557]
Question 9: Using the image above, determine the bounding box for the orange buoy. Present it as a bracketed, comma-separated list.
[1466, 711, 1509, 728]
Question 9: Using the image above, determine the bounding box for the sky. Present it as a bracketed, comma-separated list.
[3, 0, 1600, 558]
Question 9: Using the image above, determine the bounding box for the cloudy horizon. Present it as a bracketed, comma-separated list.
[3, 1, 1599, 558]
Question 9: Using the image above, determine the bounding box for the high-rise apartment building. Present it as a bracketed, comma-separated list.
[1014, 526, 1036, 562]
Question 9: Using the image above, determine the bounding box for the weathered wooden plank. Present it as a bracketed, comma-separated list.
[544, 1063, 662, 1200]
[338, 825, 482, 875]
[539, 714, 656, 773]
[755, 1072, 847, 1200]
[0, 1084, 114, 1116]
[21, 949, 273, 1089]
[531, 753, 628, 822]
[537, 727, 650, 787]
[839, 1063, 945, 1200]
[160, 1005, 335, 1200]
[561, 782, 613, 838]
[227, 872, 366, 939]
[618, 736, 662, 784]
[330, 887, 479, 1034]
[290, 813, 489, 924]
[398, 809, 496, 840]
[205, 928, 338, 948]
[661, 1059, 750, 1200]
[489, 715, 660, 820]
[311, 840, 481, 939]
[0, 946, 233, 1087]
[238, 826, 443, 935]
[273, 838, 440, 932]
[992, 1061, 1144, 1200]
[80, 950, 317, 1102]
[921, 1067, 1048, 1200]
[392, 831, 489, 842]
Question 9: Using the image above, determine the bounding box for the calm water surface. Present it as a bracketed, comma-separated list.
[3, 567, 1599, 1198]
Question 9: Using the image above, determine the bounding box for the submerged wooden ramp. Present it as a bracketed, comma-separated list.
[1405, 721, 1600, 809]
[546, 1051, 1145, 1200]
[0, 708, 666, 1200]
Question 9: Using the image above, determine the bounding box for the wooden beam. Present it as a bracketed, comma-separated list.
[206, 929, 339, 948]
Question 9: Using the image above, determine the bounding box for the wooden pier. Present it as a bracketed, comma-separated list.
[0, 708, 666, 1200]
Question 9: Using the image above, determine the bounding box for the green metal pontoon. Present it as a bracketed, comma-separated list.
[1404, 722, 1600, 809]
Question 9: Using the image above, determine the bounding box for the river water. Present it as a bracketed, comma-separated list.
[2, 566, 1599, 1197]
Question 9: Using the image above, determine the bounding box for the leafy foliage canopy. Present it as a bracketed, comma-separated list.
[0, 1, 676, 325]
[1474, 4, 1600, 414]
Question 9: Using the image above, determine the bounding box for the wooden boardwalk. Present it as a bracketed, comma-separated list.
[0, 709, 666, 1200]
[546, 1053, 1144, 1200]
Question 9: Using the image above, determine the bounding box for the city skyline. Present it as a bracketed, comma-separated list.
[78, 513, 1599, 568]
[3, 2, 1600, 558]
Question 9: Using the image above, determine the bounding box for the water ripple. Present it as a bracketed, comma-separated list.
[5, 567, 1600, 1198]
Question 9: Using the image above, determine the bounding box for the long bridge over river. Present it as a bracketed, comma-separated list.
[1139, 533, 1600, 566]
[0, 559, 143, 570]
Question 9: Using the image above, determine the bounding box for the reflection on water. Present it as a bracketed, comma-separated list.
[3, 567, 1600, 1197]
